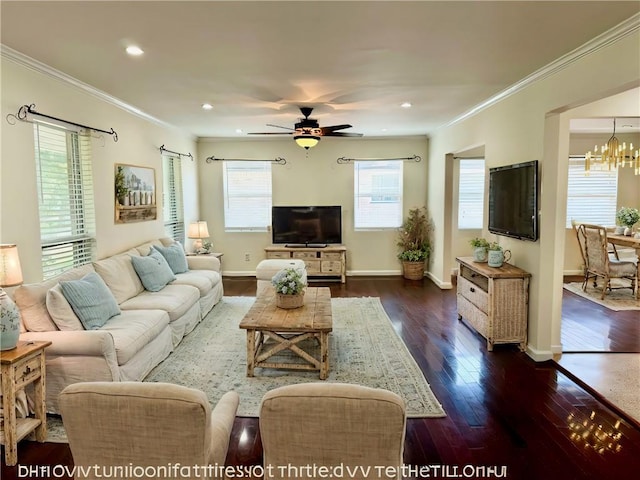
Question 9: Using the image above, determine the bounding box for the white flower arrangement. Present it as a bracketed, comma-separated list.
[271, 268, 305, 295]
[616, 206, 640, 228]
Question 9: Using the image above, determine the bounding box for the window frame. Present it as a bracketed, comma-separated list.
[162, 155, 185, 244]
[457, 158, 486, 230]
[222, 161, 272, 232]
[354, 160, 404, 230]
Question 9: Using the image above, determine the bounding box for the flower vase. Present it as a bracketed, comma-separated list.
[624, 227, 632, 236]
[276, 292, 304, 309]
[473, 247, 488, 262]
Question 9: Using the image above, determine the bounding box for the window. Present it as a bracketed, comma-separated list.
[354, 161, 403, 229]
[223, 161, 272, 231]
[162, 155, 184, 243]
[458, 158, 485, 229]
[33, 124, 96, 280]
[566, 157, 617, 228]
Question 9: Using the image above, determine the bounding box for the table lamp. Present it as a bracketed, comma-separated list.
[0, 244, 23, 350]
[188, 221, 210, 253]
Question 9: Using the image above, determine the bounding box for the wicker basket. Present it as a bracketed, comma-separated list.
[276, 292, 304, 309]
[402, 261, 425, 280]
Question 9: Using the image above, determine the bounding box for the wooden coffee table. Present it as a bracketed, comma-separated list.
[239, 287, 333, 379]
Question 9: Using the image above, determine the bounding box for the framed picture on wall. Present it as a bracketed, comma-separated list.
[114, 164, 157, 224]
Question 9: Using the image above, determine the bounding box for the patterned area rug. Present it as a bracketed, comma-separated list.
[45, 296, 445, 442]
[563, 281, 639, 311]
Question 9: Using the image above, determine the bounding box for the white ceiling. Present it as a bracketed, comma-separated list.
[1, 1, 639, 139]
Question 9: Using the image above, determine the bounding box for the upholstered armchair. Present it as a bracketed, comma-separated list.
[59, 382, 239, 480]
[580, 223, 638, 299]
[259, 383, 406, 479]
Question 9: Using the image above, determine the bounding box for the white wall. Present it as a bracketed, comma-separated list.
[196, 136, 429, 276]
[427, 30, 640, 360]
[0, 57, 199, 283]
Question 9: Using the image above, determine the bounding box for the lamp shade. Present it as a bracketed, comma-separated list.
[188, 221, 210, 239]
[294, 135, 320, 150]
[0, 244, 23, 287]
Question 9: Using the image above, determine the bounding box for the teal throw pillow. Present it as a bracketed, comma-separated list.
[59, 272, 121, 330]
[153, 243, 188, 274]
[131, 249, 176, 292]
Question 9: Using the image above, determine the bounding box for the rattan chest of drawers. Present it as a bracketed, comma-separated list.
[456, 257, 530, 351]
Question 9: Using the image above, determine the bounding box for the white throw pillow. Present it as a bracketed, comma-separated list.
[46, 284, 84, 331]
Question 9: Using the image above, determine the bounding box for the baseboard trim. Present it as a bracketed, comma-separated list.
[526, 345, 554, 362]
[426, 272, 453, 289]
[347, 270, 401, 276]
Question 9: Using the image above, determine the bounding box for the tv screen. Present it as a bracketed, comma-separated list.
[272, 206, 342, 246]
[488, 160, 539, 241]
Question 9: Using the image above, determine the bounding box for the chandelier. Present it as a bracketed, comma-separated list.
[567, 411, 623, 454]
[585, 119, 639, 175]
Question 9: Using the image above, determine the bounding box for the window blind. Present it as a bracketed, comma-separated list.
[162, 155, 185, 243]
[354, 160, 403, 229]
[223, 161, 272, 231]
[34, 124, 96, 279]
[566, 157, 618, 228]
[458, 159, 485, 229]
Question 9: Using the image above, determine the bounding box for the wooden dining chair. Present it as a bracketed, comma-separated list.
[572, 220, 620, 289]
[579, 223, 638, 299]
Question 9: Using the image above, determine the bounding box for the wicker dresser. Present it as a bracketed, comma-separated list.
[456, 257, 530, 351]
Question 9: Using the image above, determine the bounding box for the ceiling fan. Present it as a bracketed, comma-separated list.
[248, 107, 363, 149]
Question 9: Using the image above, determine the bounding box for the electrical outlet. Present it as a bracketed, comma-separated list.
[244, 253, 250, 262]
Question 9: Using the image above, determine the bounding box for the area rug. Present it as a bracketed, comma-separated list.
[563, 281, 639, 311]
[45, 296, 445, 442]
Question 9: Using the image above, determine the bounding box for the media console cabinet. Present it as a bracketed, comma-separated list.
[265, 245, 346, 283]
[456, 256, 530, 351]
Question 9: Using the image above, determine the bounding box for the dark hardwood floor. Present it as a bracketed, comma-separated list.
[2, 276, 639, 479]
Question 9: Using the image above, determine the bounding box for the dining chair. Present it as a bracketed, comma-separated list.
[579, 223, 638, 299]
[572, 220, 620, 288]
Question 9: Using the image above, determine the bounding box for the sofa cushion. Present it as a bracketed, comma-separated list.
[99, 310, 170, 365]
[135, 240, 164, 257]
[14, 264, 96, 332]
[153, 243, 188, 274]
[60, 272, 121, 330]
[93, 254, 144, 304]
[46, 285, 84, 331]
[131, 249, 176, 292]
[171, 270, 221, 296]
[119, 284, 200, 322]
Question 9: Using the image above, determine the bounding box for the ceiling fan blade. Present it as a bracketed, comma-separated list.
[247, 132, 293, 135]
[320, 124, 353, 134]
[323, 132, 364, 137]
[266, 123, 296, 131]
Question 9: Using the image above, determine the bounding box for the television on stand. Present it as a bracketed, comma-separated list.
[272, 206, 342, 247]
[488, 160, 539, 241]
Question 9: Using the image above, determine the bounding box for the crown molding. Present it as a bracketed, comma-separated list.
[441, 13, 640, 130]
[1, 44, 185, 134]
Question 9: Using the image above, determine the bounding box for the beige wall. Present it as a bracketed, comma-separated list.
[0, 57, 199, 283]
[196, 137, 428, 276]
[427, 31, 640, 360]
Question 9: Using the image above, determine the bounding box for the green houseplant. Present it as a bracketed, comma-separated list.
[397, 207, 432, 280]
[469, 237, 490, 262]
[616, 207, 639, 234]
[114, 166, 129, 206]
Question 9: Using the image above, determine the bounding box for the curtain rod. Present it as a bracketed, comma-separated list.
[159, 145, 193, 160]
[6, 104, 118, 142]
[336, 155, 421, 164]
[205, 156, 287, 165]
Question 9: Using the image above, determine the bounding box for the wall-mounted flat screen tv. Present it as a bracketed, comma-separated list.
[272, 206, 342, 246]
[488, 160, 539, 241]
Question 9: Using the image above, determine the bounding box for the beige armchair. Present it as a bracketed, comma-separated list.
[259, 383, 406, 479]
[59, 382, 239, 480]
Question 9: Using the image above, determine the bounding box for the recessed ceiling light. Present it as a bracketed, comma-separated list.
[235, 129, 243, 134]
[125, 45, 144, 56]
[201, 103, 213, 110]
[400, 102, 412, 108]
[381, 128, 388, 132]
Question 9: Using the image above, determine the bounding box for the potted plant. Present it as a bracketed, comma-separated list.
[469, 237, 490, 262]
[487, 242, 512, 268]
[397, 207, 432, 280]
[114, 166, 129, 206]
[272, 268, 306, 309]
[616, 206, 640, 236]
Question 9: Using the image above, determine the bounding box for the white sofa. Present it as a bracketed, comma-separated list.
[14, 238, 223, 413]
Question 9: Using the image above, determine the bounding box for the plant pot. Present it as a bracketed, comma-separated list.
[473, 247, 488, 262]
[276, 292, 304, 309]
[615, 226, 625, 235]
[488, 249, 511, 268]
[402, 260, 425, 280]
[624, 227, 633, 236]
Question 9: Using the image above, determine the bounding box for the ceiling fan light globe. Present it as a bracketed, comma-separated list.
[294, 135, 320, 149]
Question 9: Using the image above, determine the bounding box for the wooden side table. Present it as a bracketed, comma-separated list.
[0, 340, 51, 466]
